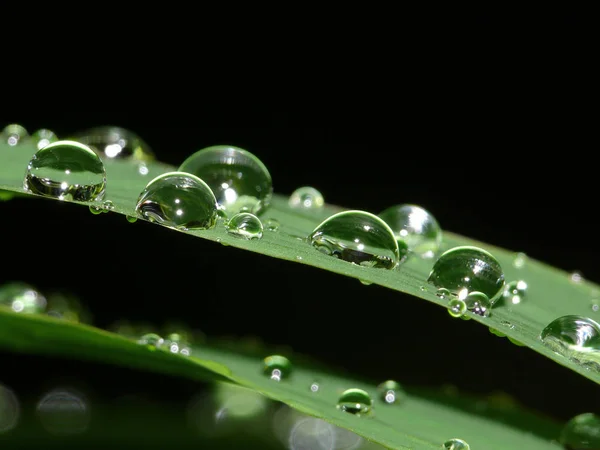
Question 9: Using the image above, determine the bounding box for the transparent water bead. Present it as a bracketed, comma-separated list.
[24, 140, 106, 202]
[427, 246, 505, 304]
[540, 315, 600, 368]
[2, 124, 28, 146]
[377, 380, 404, 404]
[447, 298, 467, 318]
[308, 210, 401, 269]
[336, 388, 372, 416]
[165, 333, 191, 356]
[0, 282, 47, 314]
[70, 126, 154, 161]
[137, 333, 164, 350]
[442, 438, 470, 449]
[503, 280, 527, 305]
[265, 218, 280, 231]
[225, 213, 263, 240]
[179, 145, 272, 216]
[135, 172, 218, 231]
[560, 412, 600, 449]
[288, 186, 325, 210]
[378, 204, 442, 259]
[31, 129, 58, 150]
[464, 291, 491, 317]
[263, 355, 292, 381]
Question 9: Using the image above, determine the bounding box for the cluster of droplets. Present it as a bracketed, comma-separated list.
[2, 124, 58, 149]
[137, 331, 191, 356]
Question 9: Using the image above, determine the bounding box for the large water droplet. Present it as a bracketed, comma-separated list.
[137, 333, 164, 350]
[377, 380, 404, 404]
[427, 246, 505, 304]
[24, 141, 107, 202]
[447, 298, 467, 318]
[465, 291, 491, 317]
[0, 282, 47, 314]
[178, 145, 272, 216]
[263, 355, 292, 381]
[503, 280, 527, 305]
[443, 438, 470, 450]
[70, 126, 154, 161]
[336, 388, 372, 416]
[2, 124, 28, 146]
[225, 212, 263, 240]
[540, 315, 600, 368]
[288, 186, 325, 210]
[560, 412, 600, 449]
[308, 211, 401, 269]
[378, 204, 442, 259]
[135, 172, 218, 231]
[31, 129, 58, 150]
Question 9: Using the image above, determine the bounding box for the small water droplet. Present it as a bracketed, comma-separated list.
[540, 316, 600, 368]
[489, 328, 506, 337]
[592, 303, 600, 312]
[442, 438, 470, 450]
[308, 210, 401, 269]
[126, 215, 138, 223]
[503, 280, 527, 305]
[70, 126, 154, 161]
[179, 145, 272, 216]
[0, 282, 47, 314]
[436, 288, 451, 299]
[336, 388, 373, 416]
[165, 333, 191, 356]
[377, 380, 404, 404]
[265, 218, 280, 231]
[427, 246, 505, 305]
[560, 412, 600, 449]
[135, 172, 218, 231]
[512, 252, 527, 269]
[378, 204, 442, 259]
[288, 186, 324, 210]
[31, 129, 58, 150]
[447, 298, 467, 318]
[102, 200, 115, 211]
[359, 279, 372, 285]
[263, 355, 292, 381]
[465, 291, 491, 317]
[137, 333, 164, 350]
[310, 382, 320, 393]
[24, 141, 107, 202]
[296, 256, 303, 260]
[89, 198, 115, 215]
[2, 124, 28, 146]
[501, 320, 514, 329]
[570, 271, 584, 283]
[225, 212, 263, 240]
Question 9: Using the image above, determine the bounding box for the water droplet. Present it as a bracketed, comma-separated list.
[265, 218, 280, 231]
[288, 186, 324, 210]
[89, 204, 103, 215]
[336, 388, 373, 416]
[310, 382, 320, 393]
[0, 282, 47, 314]
[70, 126, 154, 161]
[503, 280, 527, 305]
[102, 200, 115, 211]
[570, 271, 584, 283]
[560, 412, 600, 449]
[165, 333, 191, 356]
[135, 172, 218, 231]
[436, 288, 451, 299]
[308, 210, 401, 269]
[24, 141, 107, 202]
[359, 279, 372, 285]
[126, 215, 137, 223]
[420, 286, 427, 292]
[489, 328, 506, 337]
[296, 256, 303, 260]
[378, 204, 442, 259]
[137, 333, 164, 350]
[427, 246, 505, 304]
[36, 388, 90, 436]
[2, 124, 28, 146]
[447, 298, 467, 318]
[225, 212, 263, 240]
[263, 355, 292, 381]
[89, 199, 115, 215]
[465, 291, 491, 317]
[501, 320, 514, 329]
[178, 145, 272, 216]
[540, 315, 600, 368]
[31, 129, 58, 150]
[512, 252, 527, 269]
[377, 380, 404, 404]
[592, 303, 600, 312]
[443, 438, 470, 449]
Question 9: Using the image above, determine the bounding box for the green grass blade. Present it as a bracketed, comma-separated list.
[0, 309, 561, 450]
[1, 142, 600, 389]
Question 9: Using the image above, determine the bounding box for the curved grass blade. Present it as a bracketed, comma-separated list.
[0, 309, 561, 450]
[1, 141, 600, 388]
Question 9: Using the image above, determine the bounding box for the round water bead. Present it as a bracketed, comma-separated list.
[427, 246, 505, 304]
[165, 333, 191, 356]
[447, 298, 467, 318]
[443, 438, 470, 450]
[377, 380, 404, 404]
[263, 355, 292, 381]
[31, 129, 58, 150]
[138, 333, 164, 349]
[2, 124, 28, 146]
[560, 412, 600, 449]
[0, 282, 47, 314]
[336, 388, 373, 416]
[225, 212, 263, 240]
[135, 172, 218, 231]
[288, 186, 324, 210]
[378, 204, 442, 259]
[178, 145, 272, 216]
[24, 140, 107, 202]
[264, 218, 280, 232]
[464, 291, 491, 317]
[540, 315, 600, 368]
[308, 210, 401, 269]
[70, 126, 154, 161]
[503, 280, 527, 305]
